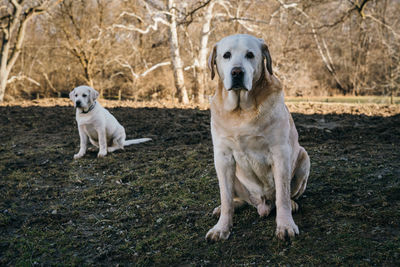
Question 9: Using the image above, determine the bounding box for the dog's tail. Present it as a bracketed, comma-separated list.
[124, 138, 152, 146]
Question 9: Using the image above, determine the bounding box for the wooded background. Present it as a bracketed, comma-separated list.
[1, 0, 399, 103]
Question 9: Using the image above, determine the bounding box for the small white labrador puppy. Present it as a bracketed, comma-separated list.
[70, 85, 151, 159]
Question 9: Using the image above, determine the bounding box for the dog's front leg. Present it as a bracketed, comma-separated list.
[206, 149, 235, 241]
[97, 127, 107, 157]
[74, 125, 88, 159]
[272, 145, 299, 240]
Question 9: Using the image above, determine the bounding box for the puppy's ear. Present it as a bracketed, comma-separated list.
[90, 87, 99, 102]
[208, 44, 217, 80]
[69, 89, 75, 101]
[259, 39, 273, 75]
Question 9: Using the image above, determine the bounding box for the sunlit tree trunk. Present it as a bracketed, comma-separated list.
[167, 0, 189, 104]
[194, 1, 216, 104]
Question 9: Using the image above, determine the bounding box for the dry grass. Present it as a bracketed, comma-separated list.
[1, 97, 399, 116]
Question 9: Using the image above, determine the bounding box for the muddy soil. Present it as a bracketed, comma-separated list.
[0, 100, 399, 265]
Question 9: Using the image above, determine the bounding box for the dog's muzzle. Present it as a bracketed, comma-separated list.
[230, 67, 246, 91]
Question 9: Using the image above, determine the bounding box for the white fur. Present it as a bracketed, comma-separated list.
[215, 34, 263, 91]
[69, 85, 151, 158]
[206, 34, 310, 241]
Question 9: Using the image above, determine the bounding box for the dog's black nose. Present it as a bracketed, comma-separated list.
[231, 67, 244, 78]
[76, 100, 81, 107]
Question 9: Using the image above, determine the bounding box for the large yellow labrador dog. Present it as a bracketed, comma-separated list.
[206, 34, 310, 241]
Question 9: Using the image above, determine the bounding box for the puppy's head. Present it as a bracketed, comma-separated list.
[69, 85, 99, 111]
[208, 34, 273, 91]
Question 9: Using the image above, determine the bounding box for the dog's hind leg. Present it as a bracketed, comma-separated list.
[107, 137, 124, 153]
[212, 199, 246, 217]
[89, 138, 99, 148]
[256, 197, 274, 217]
[212, 176, 248, 217]
[291, 146, 310, 201]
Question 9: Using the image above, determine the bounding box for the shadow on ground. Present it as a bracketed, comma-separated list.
[0, 105, 399, 265]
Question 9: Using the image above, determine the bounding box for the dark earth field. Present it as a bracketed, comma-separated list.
[0, 100, 399, 265]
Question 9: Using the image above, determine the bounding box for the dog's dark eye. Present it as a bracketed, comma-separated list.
[246, 52, 254, 59]
[223, 52, 231, 59]
[75, 94, 78, 97]
[82, 94, 87, 97]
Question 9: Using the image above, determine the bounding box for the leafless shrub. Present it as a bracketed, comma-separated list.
[1, 0, 399, 102]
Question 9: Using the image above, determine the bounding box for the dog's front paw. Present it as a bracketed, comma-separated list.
[205, 225, 230, 241]
[97, 150, 107, 158]
[73, 153, 85, 159]
[276, 217, 299, 240]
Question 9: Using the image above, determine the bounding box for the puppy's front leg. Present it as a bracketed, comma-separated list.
[74, 125, 88, 159]
[272, 145, 299, 240]
[206, 149, 235, 241]
[97, 127, 107, 157]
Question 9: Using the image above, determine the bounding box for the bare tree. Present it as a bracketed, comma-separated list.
[191, 0, 218, 104]
[0, 0, 62, 102]
[51, 0, 114, 94]
[114, 0, 190, 103]
[166, 0, 189, 103]
[1, 0, 399, 101]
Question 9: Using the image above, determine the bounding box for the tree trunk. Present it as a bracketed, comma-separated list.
[168, 0, 189, 104]
[194, 67, 207, 104]
[0, 71, 8, 102]
[0, 33, 10, 102]
[0, 0, 61, 102]
[194, 1, 215, 104]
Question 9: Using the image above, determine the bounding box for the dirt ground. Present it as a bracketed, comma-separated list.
[0, 99, 399, 265]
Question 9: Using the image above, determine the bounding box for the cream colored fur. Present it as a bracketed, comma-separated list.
[69, 85, 151, 159]
[206, 34, 310, 241]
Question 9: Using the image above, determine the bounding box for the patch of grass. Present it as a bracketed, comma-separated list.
[0, 105, 399, 265]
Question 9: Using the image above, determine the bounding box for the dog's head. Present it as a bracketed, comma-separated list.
[69, 85, 99, 111]
[208, 34, 273, 91]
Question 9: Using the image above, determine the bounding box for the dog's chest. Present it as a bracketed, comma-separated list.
[232, 134, 273, 173]
[232, 134, 276, 199]
[77, 116, 100, 141]
[212, 114, 276, 197]
[82, 125, 99, 140]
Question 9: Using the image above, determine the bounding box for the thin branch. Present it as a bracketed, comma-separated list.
[43, 72, 57, 92]
[218, 17, 272, 25]
[140, 61, 171, 77]
[7, 74, 41, 86]
[364, 14, 400, 38]
[178, 0, 212, 26]
[117, 11, 144, 23]
[351, 0, 372, 17]
[113, 58, 171, 79]
[113, 16, 170, 34]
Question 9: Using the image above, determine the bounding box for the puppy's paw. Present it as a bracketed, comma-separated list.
[275, 217, 299, 240]
[73, 153, 84, 159]
[97, 150, 107, 158]
[212, 206, 221, 217]
[205, 225, 230, 241]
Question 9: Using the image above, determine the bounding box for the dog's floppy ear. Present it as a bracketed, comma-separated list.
[69, 89, 76, 101]
[89, 87, 99, 102]
[259, 39, 273, 75]
[208, 44, 217, 80]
